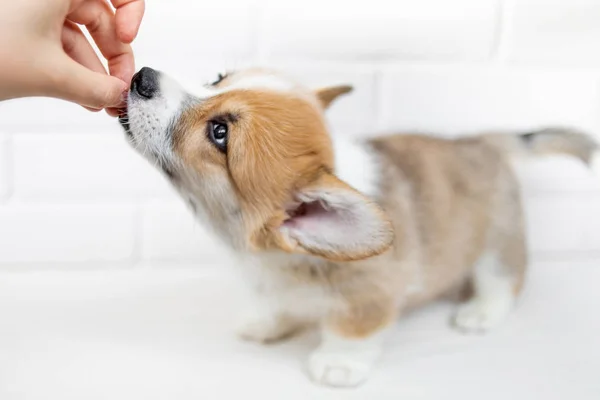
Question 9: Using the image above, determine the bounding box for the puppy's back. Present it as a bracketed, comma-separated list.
[368, 133, 518, 304]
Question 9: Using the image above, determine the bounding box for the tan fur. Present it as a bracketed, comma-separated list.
[286, 134, 528, 339]
[370, 135, 527, 309]
[170, 82, 529, 340]
[173, 89, 333, 248]
[315, 85, 353, 109]
[126, 68, 596, 356]
[172, 86, 393, 262]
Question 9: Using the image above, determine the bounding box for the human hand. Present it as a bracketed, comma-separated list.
[0, 0, 145, 116]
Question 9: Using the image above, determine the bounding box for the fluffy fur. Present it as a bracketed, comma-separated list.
[121, 67, 599, 388]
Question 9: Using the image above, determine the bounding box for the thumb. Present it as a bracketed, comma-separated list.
[48, 54, 128, 110]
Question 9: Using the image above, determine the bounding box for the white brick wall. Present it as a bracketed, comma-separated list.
[0, 0, 599, 269]
[507, 0, 600, 65]
[12, 133, 173, 201]
[260, 0, 499, 61]
[379, 65, 600, 134]
[526, 194, 600, 254]
[0, 204, 136, 265]
[0, 135, 10, 202]
[140, 201, 229, 264]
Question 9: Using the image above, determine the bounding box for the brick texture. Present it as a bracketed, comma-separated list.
[379, 65, 600, 134]
[141, 201, 229, 263]
[12, 133, 174, 201]
[261, 0, 499, 61]
[0, 0, 599, 267]
[0, 204, 136, 265]
[507, 0, 600, 65]
[526, 195, 600, 254]
[0, 135, 9, 201]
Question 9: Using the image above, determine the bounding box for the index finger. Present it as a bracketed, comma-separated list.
[111, 0, 145, 43]
[68, 0, 135, 85]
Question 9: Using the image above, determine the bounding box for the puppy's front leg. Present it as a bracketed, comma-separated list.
[308, 299, 396, 387]
[236, 294, 302, 344]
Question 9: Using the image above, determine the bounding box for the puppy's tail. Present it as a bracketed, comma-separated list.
[482, 127, 600, 173]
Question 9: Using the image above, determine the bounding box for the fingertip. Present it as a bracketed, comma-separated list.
[106, 108, 121, 117]
[117, 28, 135, 44]
[109, 78, 129, 102]
[89, 75, 129, 109]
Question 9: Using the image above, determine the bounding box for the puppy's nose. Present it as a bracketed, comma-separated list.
[131, 67, 158, 99]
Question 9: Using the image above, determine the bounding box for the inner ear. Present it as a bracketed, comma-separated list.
[277, 173, 393, 262]
[315, 85, 353, 109]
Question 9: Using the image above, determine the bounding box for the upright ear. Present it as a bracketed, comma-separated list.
[315, 85, 353, 109]
[275, 173, 393, 262]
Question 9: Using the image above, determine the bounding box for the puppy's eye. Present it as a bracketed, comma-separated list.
[211, 72, 227, 86]
[208, 121, 228, 152]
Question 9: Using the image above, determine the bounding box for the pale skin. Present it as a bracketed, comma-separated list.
[0, 0, 145, 116]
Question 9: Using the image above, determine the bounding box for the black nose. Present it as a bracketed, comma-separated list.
[131, 67, 159, 99]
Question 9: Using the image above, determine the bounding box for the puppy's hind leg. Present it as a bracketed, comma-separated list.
[453, 229, 527, 334]
[453, 166, 528, 334]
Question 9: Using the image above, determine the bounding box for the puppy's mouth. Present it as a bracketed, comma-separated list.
[117, 104, 132, 138]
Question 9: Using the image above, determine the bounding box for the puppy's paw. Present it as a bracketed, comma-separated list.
[307, 349, 378, 388]
[453, 297, 513, 334]
[236, 316, 297, 343]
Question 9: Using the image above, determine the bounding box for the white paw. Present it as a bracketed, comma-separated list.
[236, 319, 281, 343]
[307, 349, 378, 387]
[236, 315, 298, 343]
[453, 297, 513, 334]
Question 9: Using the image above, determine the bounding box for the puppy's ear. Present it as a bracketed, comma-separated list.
[261, 173, 393, 262]
[315, 85, 353, 109]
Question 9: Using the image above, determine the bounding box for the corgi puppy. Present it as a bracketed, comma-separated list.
[119, 67, 599, 387]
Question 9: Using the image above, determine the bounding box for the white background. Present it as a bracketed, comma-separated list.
[0, 1, 599, 399]
[0, 0, 600, 267]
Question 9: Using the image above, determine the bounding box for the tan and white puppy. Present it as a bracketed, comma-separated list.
[120, 67, 599, 387]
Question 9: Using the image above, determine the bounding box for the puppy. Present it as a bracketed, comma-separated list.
[120, 67, 599, 387]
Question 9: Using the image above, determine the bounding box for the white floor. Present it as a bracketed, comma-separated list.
[0, 260, 598, 400]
